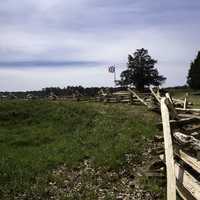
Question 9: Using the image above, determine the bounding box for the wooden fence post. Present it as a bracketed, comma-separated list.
[161, 97, 176, 200]
[183, 97, 187, 110]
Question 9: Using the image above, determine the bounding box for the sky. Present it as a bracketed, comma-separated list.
[0, 0, 200, 91]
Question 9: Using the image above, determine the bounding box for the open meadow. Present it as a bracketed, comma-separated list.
[0, 100, 161, 199]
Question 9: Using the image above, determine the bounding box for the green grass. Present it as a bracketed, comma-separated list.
[0, 100, 158, 199]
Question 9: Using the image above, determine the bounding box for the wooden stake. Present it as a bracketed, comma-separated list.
[161, 97, 176, 200]
[184, 97, 187, 110]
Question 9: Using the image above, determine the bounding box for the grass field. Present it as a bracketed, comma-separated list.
[168, 88, 200, 107]
[0, 100, 159, 199]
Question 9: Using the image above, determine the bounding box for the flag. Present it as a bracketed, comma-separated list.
[108, 66, 115, 73]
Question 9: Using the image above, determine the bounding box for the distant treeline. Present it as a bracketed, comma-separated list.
[0, 85, 190, 99]
[0, 86, 127, 99]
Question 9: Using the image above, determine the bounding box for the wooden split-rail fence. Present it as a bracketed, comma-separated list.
[156, 92, 200, 200]
[95, 88, 152, 105]
[48, 88, 155, 106]
[47, 87, 190, 111]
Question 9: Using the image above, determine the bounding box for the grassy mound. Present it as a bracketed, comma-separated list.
[0, 100, 158, 199]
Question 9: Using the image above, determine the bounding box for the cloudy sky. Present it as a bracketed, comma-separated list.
[0, 0, 200, 91]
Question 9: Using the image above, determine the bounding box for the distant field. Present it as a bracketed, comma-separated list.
[168, 88, 200, 107]
[0, 100, 159, 199]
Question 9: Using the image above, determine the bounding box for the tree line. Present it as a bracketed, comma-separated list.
[0, 86, 126, 99]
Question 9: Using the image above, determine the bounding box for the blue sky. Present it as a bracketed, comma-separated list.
[0, 0, 200, 91]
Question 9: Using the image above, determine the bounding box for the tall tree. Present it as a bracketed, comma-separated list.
[120, 48, 166, 91]
[187, 51, 200, 89]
